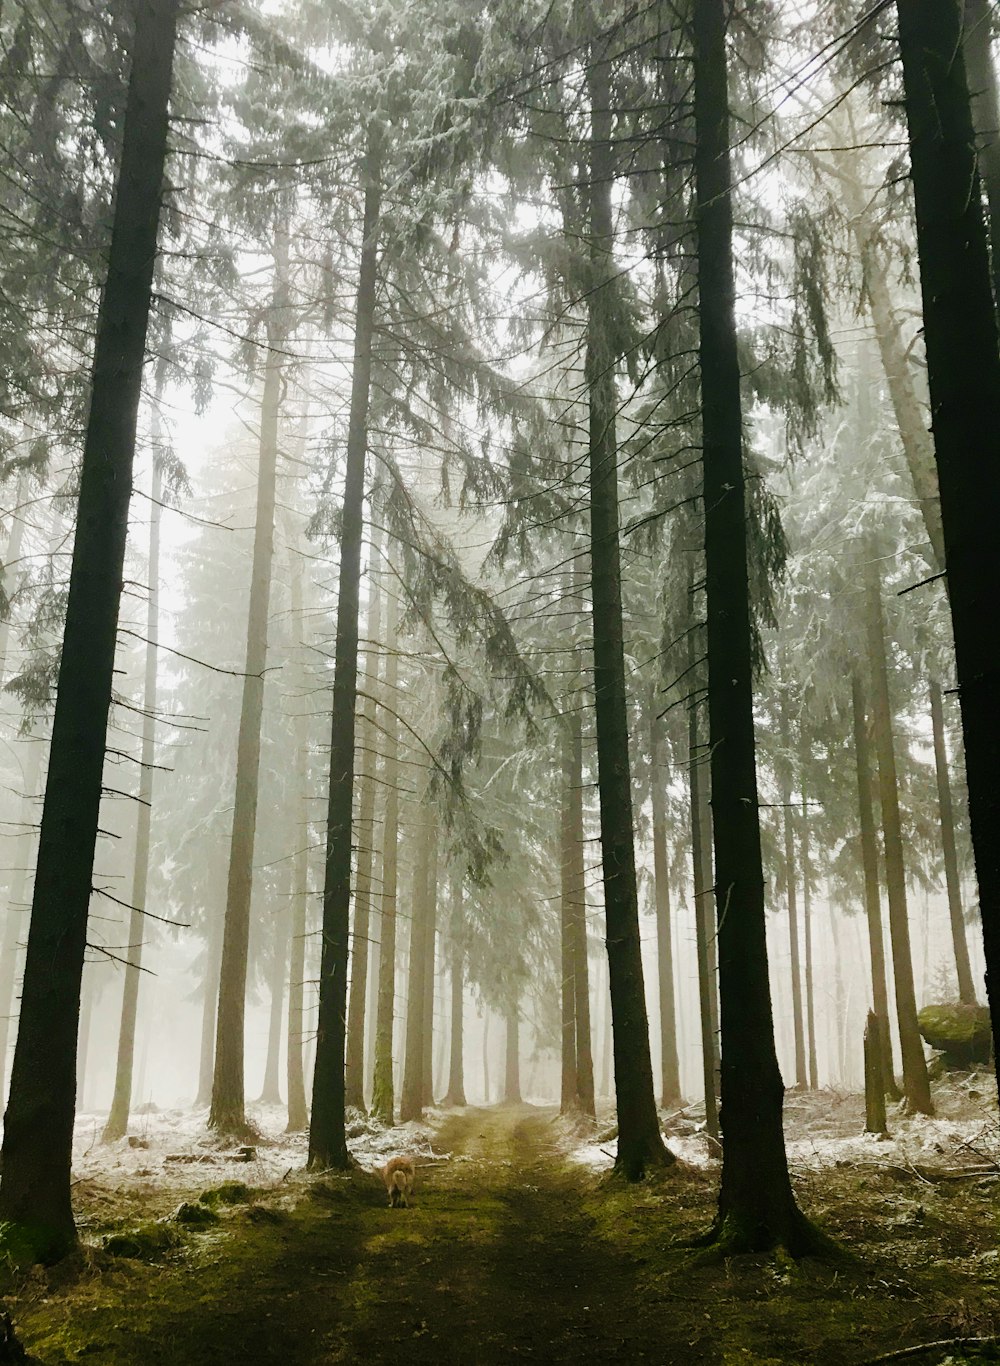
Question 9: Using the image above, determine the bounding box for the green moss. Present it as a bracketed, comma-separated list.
[198, 1183, 254, 1208]
[918, 1004, 993, 1064]
[103, 1222, 180, 1261]
[173, 1203, 219, 1228]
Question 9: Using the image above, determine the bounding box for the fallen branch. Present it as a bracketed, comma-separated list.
[863, 1336, 999, 1364]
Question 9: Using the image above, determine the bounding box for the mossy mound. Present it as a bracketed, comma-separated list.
[198, 1183, 254, 1208]
[103, 1222, 180, 1261]
[173, 1202, 219, 1228]
[918, 1002, 993, 1067]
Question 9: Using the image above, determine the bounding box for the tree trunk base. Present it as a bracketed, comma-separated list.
[613, 1135, 676, 1182]
[692, 1206, 844, 1262]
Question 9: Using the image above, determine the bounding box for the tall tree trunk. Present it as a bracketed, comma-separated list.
[196, 909, 223, 1107]
[650, 713, 682, 1108]
[503, 995, 522, 1104]
[443, 876, 467, 1107]
[688, 631, 720, 1139]
[570, 719, 596, 1119]
[344, 517, 383, 1112]
[369, 569, 399, 1127]
[863, 557, 932, 1115]
[586, 42, 671, 1180]
[800, 783, 819, 1090]
[103, 446, 163, 1142]
[0, 0, 179, 1261]
[0, 468, 30, 682]
[399, 782, 433, 1123]
[781, 773, 807, 1090]
[308, 143, 382, 1170]
[693, 0, 816, 1253]
[421, 825, 438, 1108]
[963, 0, 1000, 307]
[0, 742, 42, 1104]
[850, 672, 899, 1096]
[930, 679, 977, 1003]
[210, 221, 290, 1135]
[559, 720, 578, 1114]
[258, 860, 291, 1107]
[895, 0, 1000, 1099]
[285, 545, 311, 1133]
[481, 1010, 490, 1105]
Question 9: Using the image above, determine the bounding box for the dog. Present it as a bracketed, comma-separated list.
[381, 1155, 415, 1208]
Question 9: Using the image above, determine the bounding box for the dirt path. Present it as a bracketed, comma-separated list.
[18, 1105, 662, 1365]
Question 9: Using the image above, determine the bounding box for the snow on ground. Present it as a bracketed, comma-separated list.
[69, 1101, 447, 1220]
[563, 1072, 1000, 1179]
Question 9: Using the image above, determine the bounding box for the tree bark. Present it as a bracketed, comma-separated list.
[850, 671, 899, 1097]
[285, 545, 311, 1133]
[0, 0, 179, 1261]
[693, 0, 816, 1253]
[103, 449, 163, 1142]
[258, 860, 291, 1107]
[421, 824, 438, 1108]
[308, 142, 382, 1170]
[211, 220, 290, 1135]
[559, 718, 578, 1114]
[0, 743, 42, 1105]
[503, 995, 522, 1104]
[781, 773, 807, 1090]
[370, 569, 400, 1127]
[930, 679, 977, 1004]
[650, 713, 682, 1108]
[688, 629, 720, 1139]
[800, 784, 819, 1091]
[443, 876, 467, 1107]
[895, 0, 1000, 1103]
[344, 517, 383, 1111]
[863, 1011, 889, 1138]
[399, 781, 433, 1123]
[863, 556, 932, 1114]
[586, 41, 672, 1180]
[963, 0, 1000, 307]
[196, 908, 223, 1108]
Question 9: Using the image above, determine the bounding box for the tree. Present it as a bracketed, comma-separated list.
[308, 134, 382, 1169]
[210, 219, 291, 1136]
[585, 31, 673, 1181]
[894, 0, 1000, 1089]
[0, 0, 180, 1261]
[692, 0, 820, 1254]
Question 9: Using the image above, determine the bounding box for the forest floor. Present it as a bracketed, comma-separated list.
[3, 1078, 1000, 1365]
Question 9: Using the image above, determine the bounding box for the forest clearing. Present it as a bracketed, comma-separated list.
[2, 0, 1000, 1361]
[4, 1087, 998, 1365]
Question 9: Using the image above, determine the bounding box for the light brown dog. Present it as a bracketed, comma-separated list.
[381, 1155, 415, 1208]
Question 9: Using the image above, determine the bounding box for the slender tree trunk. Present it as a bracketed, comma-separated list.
[782, 777, 807, 1090]
[930, 679, 977, 1003]
[586, 43, 671, 1180]
[693, 0, 816, 1253]
[0, 468, 30, 682]
[211, 222, 290, 1135]
[963, 0, 1000, 307]
[76, 972, 93, 1112]
[285, 547, 311, 1133]
[444, 877, 467, 1107]
[503, 995, 522, 1104]
[481, 1011, 490, 1105]
[570, 719, 596, 1118]
[895, 0, 1000, 1101]
[421, 827, 438, 1108]
[370, 570, 399, 1127]
[800, 785, 819, 1091]
[559, 720, 578, 1114]
[0, 743, 42, 1104]
[850, 672, 899, 1097]
[344, 518, 383, 1111]
[103, 449, 163, 1142]
[196, 909, 223, 1107]
[0, 0, 179, 1260]
[651, 714, 682, 1108]
[309, 143, 382, 1170]
[688, 634, 720, 1139]
[399, 783, 433, 1123]
[863, 557, 932, 1115]
[258, 861, 291, 1107]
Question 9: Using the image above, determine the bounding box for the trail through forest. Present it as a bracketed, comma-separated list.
[10, 1098, 1000, 1365]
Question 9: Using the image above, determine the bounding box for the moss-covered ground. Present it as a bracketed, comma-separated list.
[4, 1102, 999, 1364]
